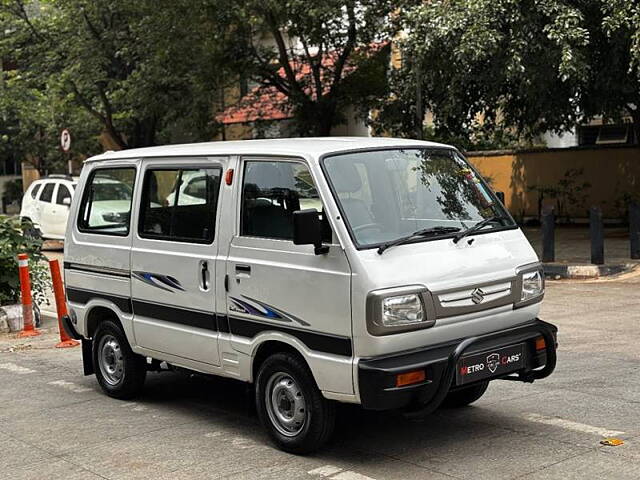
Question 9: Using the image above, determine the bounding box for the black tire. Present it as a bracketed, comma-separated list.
[441, 381, 489, 408]
[92, 319, 146, 399]
[255, 352, 335, 454]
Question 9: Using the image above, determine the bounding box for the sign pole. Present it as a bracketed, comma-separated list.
[60, 129, 72, 174]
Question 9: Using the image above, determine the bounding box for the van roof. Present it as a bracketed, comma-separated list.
[85, 137, 453, 163]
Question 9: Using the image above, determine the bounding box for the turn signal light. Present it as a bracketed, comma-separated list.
[396, 370, 426, 387]
[535, 337, 546, 351]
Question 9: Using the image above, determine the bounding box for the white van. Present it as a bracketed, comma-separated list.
[62, 137, 557, 453]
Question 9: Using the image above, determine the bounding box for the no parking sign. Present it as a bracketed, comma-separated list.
[60, 129, 71, 152]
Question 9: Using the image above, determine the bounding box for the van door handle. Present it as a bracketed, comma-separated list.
[235, 264, 251, 276]
[200, 261, 209, 290]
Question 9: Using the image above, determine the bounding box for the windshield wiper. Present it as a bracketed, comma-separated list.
[377, 226, 461, 255]
[452, 216, 503, 244]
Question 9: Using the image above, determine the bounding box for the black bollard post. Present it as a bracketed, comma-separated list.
[630, 202, 640, 260]
[541, 207, 555, 263]
[590, 206, 604, 265]
[1, 196, 6, 214]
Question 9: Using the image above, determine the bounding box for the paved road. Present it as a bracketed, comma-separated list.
[1, 274, 639, 480]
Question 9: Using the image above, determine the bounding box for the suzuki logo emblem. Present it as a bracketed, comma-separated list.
[471, 288, 485, 304]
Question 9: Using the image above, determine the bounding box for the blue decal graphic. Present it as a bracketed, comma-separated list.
[133, 271, 185, 292]
[229, 295, 310, 326]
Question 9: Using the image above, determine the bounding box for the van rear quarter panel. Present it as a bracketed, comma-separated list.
[64, 159, 139, 341]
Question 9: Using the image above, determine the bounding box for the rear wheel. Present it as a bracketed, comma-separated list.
[441, 381, 489, 408]
[255, 352, 335, 454]
[92, 320, 146, 399]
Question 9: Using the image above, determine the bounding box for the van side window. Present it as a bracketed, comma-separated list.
[78, 168, 136, 236]
[139, 168, 222, 243]
[30, 183, 42, 199]
[39, 183, 55, 203]
[241, 161, 329, 241]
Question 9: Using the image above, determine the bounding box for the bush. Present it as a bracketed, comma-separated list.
[0, 215, 50, 307]
[3, 179, 24, 204]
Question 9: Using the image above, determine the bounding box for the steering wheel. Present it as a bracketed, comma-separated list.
[353, 223, 384, 234]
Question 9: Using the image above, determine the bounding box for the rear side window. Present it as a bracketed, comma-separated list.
[78, 168, 136, 236]
[241, 160, 328, 241]
[139, 168, 222, 243]
[39, 183, 55, 203]
[56, 185, 72, 205]
[30, 183, 42, 199]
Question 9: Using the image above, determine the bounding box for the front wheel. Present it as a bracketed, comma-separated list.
[255, 352, 335, 454]
[441, 381, 489, 408]
[92, 320, 146, 399]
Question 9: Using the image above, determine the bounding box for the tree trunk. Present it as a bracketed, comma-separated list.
[314, 101, 337, 137]
[630, 108, 640, 145]
[317, 118, 333, 137]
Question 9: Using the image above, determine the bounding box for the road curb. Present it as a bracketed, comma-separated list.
[543, 262, 640, 279]
[39, 309, 59, 328]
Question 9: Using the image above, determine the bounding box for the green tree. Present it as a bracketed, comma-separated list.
[374, 0, 640, 147]
[0, 67, 101, 175]
[1, 0, 230, 165]
[225, 0, 396, 136]
[587, 0, 640, 142]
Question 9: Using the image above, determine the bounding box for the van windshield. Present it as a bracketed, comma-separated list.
[323, 148, 513, 248]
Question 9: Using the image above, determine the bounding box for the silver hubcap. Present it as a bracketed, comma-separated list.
[265, 372, 307, 437]
[98, 335, 124, 386]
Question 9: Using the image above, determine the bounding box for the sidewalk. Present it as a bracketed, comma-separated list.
[523, 226, 640, 278]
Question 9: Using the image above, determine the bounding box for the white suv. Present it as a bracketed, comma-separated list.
[21, 175, 78, 239]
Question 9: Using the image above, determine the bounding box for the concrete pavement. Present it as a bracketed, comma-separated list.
[1, 274, 639, 479]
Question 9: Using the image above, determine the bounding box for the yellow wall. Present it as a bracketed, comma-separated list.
[467, 146, 640, 219]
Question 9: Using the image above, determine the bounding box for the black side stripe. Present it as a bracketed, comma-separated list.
[64, 262, 131, 278]
[66, 288, 133, 314]
[64, 290, 352, 357]
[132, 300, 217, 332]
[228, 317, 352, 357]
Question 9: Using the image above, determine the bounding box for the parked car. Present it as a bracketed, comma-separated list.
[61, 138, 557, 454]
[20, 174, 138, 239]
[20, 175, 78, 239]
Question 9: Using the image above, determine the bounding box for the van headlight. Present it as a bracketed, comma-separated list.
[383, 294, 424, 325]
[367, 286, 436, 335]
[516, 265, 544, 307]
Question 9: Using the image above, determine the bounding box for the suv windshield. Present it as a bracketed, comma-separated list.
[323, 148, 513, 248]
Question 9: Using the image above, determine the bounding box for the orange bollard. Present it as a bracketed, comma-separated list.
[49, 259, 79, 348]
[17, 253, 40, 337]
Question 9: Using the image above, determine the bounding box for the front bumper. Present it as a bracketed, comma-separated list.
[358, 318, 557, 411]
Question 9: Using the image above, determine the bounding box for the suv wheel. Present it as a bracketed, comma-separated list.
[93, 320, 146, 399]
[255, 352, 335, 454]
[441, 381, 489, 408]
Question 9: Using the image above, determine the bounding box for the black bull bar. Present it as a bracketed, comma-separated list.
[401, 318, 557, 418]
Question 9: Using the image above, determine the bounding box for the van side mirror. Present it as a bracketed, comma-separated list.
[293, 209, 329, 255]
[62, 197, 72, 206]
[496, 191, 505, 204]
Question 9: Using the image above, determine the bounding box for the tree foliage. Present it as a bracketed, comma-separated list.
[1, 0, 231, 172]
[373, 0, 640, 147]
[225, 0, 397, 136]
